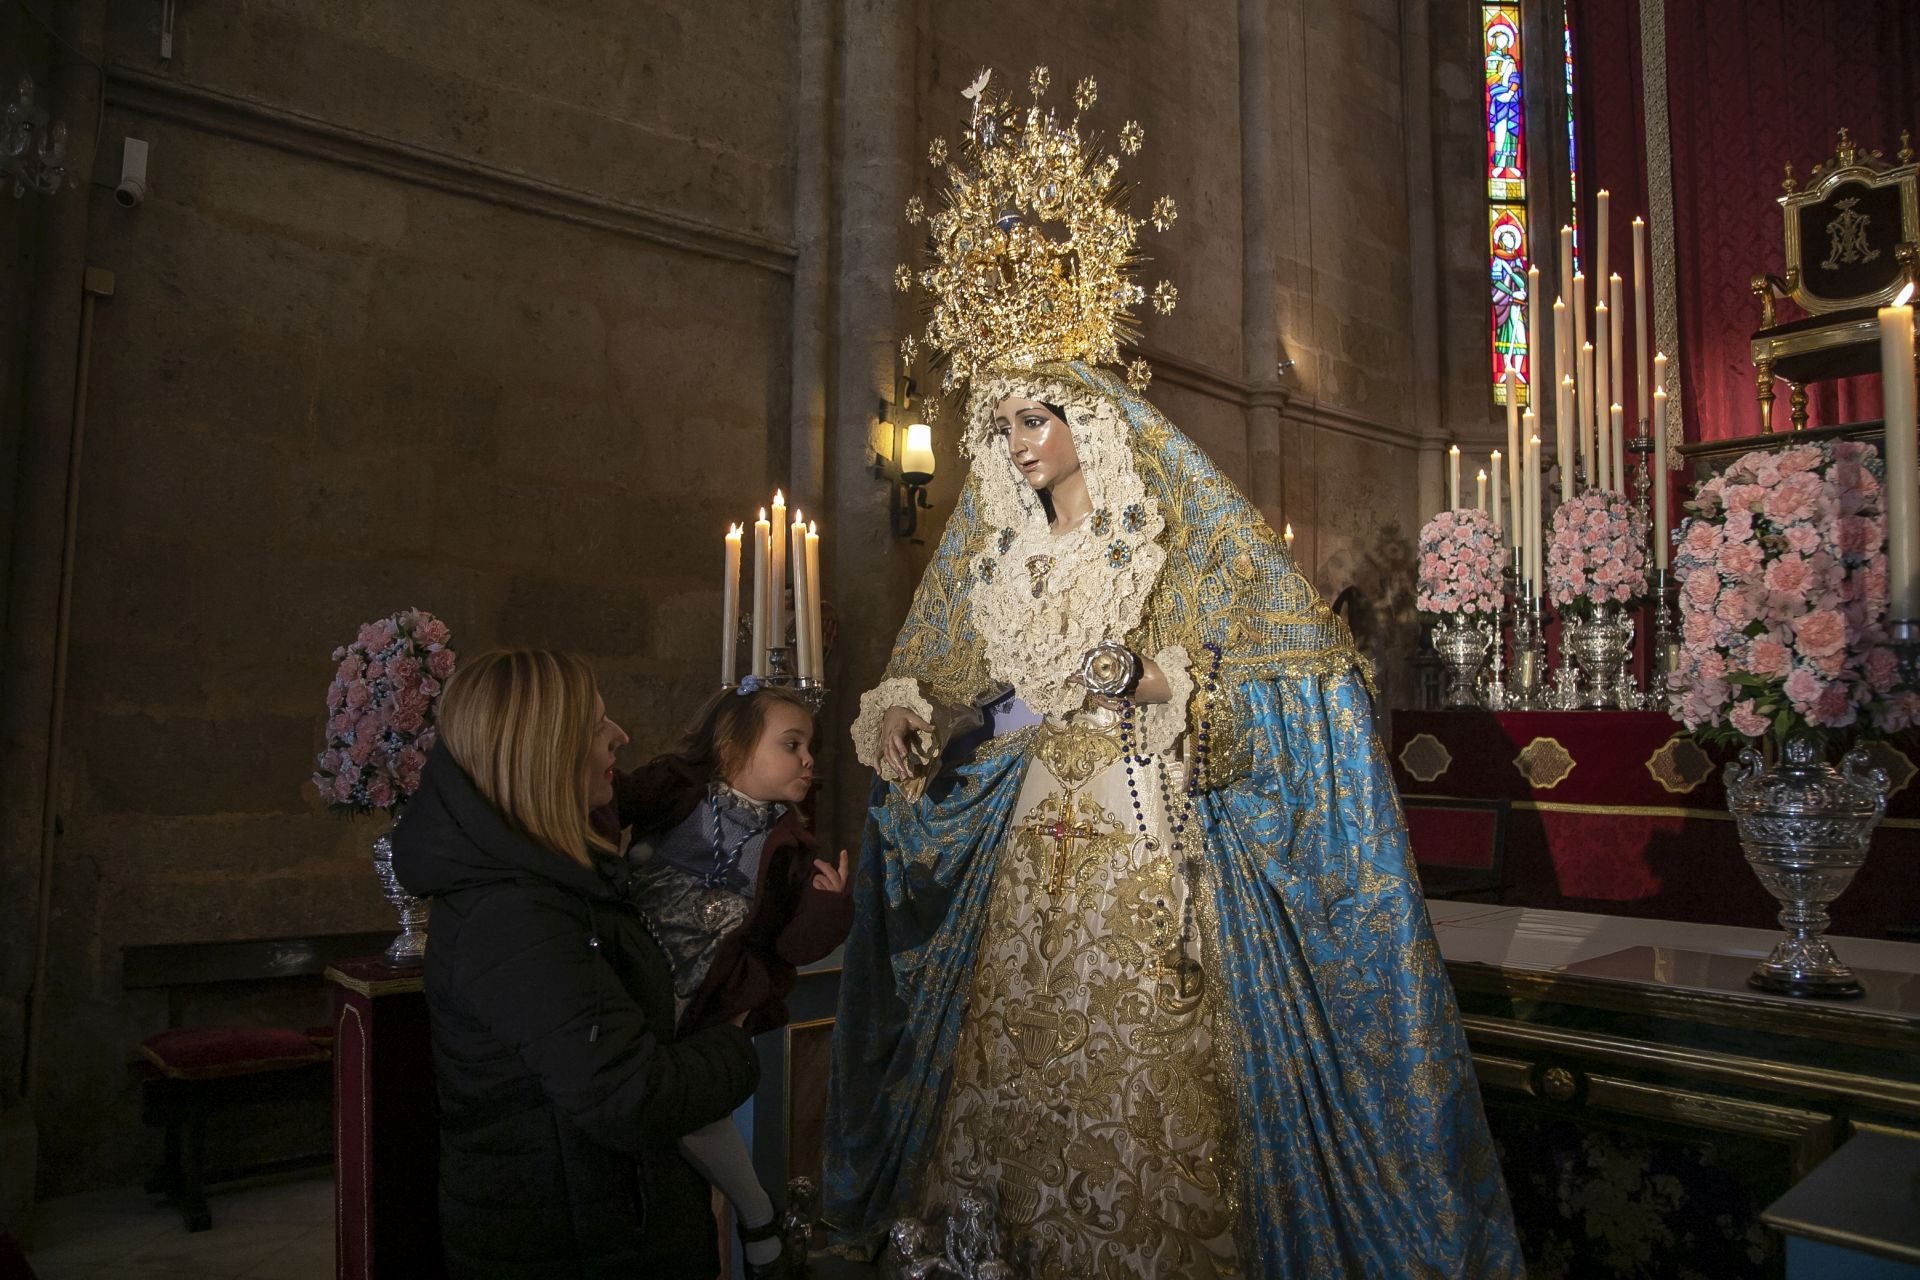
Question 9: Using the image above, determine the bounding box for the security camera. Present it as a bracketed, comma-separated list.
[116, 137, 149, 208]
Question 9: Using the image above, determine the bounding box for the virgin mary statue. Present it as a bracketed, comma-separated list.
[825, 66, 1520, 1279]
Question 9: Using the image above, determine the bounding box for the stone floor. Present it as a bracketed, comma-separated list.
[20, 1170, 332, 1280]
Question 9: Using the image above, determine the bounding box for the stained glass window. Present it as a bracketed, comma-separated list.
[1563, 3, 1580, 271]
[1483, 4, 1530, 404]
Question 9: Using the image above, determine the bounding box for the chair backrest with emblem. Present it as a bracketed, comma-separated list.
[1778, 128, 1918, 315]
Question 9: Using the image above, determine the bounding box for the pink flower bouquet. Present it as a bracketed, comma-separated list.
[1415, 508, 1505, 619]
[1546, 490, 1648, 620]
[1669, 440, 1912, 745]
[312, 609, 457, 814]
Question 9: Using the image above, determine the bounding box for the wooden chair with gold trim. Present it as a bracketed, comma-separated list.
[1750, 128, 1918, 433]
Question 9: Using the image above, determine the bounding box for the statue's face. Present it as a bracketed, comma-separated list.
[993, 396, 1081, 492]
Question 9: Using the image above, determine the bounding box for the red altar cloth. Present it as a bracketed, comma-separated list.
[1388, 710, 1920, 937]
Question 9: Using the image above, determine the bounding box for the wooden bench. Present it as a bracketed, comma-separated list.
[123, 932, 392, 1231]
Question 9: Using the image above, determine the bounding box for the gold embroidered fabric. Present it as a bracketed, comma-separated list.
[921, 724, 1239, 1278]
[1514, 736, 1578, 790]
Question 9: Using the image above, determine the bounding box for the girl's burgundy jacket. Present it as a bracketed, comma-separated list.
[603, 756, 852, 1036]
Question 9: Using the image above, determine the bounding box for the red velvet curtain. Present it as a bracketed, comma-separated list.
[1571, 0, 1919, 444]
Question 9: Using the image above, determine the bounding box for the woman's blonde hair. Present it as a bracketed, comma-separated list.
[436, 649, 613, 867]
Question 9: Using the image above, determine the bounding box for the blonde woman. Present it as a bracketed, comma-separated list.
[393, 649, 760, 1280]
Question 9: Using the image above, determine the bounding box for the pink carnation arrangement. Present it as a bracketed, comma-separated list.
[1546, 489, 1648, 619]
[1669, 440, 1913, 744]
[312, 609, 457, 814]
[1415, 508, 1506, 619]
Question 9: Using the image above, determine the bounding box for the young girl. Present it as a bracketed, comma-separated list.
[605, 679, 852, 1280]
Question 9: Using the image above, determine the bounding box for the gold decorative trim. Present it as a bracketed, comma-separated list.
[1468, 1051, 1537, 1097]
[1397, 732, 1454, 784]
[782, 1015, 837, 1184]
[1752, 314, 1883, 364]
[1583, 1074, 1836, 1178]
[323, 965, 424, 997]
[1779, 154, 1920, 312]
[1759, 1214, 1920, 1266]
[1513, 736, 1576, 789]
[1639, 0, 1685, 458]
[1645, 734, 1714, 794]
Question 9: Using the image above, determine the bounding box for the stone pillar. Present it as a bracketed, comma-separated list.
[1240, 0, 1284, 524]
[824, 0, 916, 849]
[788, 0, 834, 516]
[0, 0, 105, 1213]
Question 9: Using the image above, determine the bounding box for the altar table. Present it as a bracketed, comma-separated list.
[1389, 710, 1920, 937]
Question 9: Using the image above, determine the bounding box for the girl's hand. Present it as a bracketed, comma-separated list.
[880, 706, 935, 780]
[811, 850, 851, 893]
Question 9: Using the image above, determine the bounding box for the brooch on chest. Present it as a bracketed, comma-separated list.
[1025, 554, 1055, 598]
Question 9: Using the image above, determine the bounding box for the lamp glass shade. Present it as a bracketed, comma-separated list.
[901, 422, 936, 482]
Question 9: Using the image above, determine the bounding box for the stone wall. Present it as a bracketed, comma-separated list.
[2, 0, 1487, 1197]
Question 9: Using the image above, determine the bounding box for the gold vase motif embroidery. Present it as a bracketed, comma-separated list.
[921, 721, 1239, 1278]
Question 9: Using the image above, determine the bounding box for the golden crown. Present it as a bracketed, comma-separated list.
[896, 65, 1178, 403]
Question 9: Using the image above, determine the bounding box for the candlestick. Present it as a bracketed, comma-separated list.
[1491, 448, 1505, 533]
[1633, 218, 1650, 425]
[1653, 387, 1670, 570]
[1595, 301, 1612, 488]
[751, 507, 770, 677]
[1448, 444, 1461, 512]
[805, 520, 824, 681]
[1883, 299, 1918, 618]
[769, 490, 787, 668]
[1595, 189, 1610, 309]
[789, 510, 811, 679]
[1558, 375, 1575, 501]
[721, 523, 742, 686]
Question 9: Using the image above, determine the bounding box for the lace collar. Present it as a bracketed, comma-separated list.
[707, 781, 784, 830]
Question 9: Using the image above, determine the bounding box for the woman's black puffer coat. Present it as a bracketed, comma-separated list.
[393, 746, 760, 1279]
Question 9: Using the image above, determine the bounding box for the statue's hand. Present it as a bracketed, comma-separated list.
[880, 705, 936, 780]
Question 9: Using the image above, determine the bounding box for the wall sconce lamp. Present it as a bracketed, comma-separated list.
[891, 421, 936, 538]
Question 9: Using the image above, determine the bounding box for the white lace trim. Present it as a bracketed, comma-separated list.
[850, 676, 933, 770]
[963, 373, 1166, 718]
[1138, 645, 1193, 757]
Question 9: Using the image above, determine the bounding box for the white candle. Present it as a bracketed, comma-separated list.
[751, 507, 770, 677]
[1491, 449, 1505, 532]
[1610, 403, 1626, 499]
[1573, 272, 1589, 483]
[1581, 341, 1597, 488]
[1558, 375, 1575, 502]
[1609, 273, 1626, 418]
[1595, 190, 1610, 309]
[805, 521, 824, 678]
[1476, 469, 1488, 512]
[1653, 388, 1670, 570]
[1559, 224, 1574, 310]
[1526, 265, 1540, 400]
[1882, 299, 1918, 618]
[769, 490, 787, 666]
[1527, 432, 1543, 597]
[1448, 444, 1461, 512]
[789, 510, 811, 680]
[1505, 367, 1520, 493]
[1595, 301, 1612, 489]
[721, 523, 742, 686]
[1552, 296, 1568, 404]
[1633, 218, 1650, 425]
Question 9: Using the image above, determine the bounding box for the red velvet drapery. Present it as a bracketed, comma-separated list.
[1570, 0, 1918, 444]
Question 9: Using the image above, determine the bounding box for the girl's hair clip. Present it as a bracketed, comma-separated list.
[736, 674, 766, 696]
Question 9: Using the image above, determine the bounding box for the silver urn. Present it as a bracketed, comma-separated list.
[1432, 617, 1494, 709]
[370, 828, 429, 964]
[1726, 733, 1887, 998]
[1559, 609, 1634, 709]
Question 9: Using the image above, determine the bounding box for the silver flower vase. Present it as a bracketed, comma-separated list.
[1560, 609, 1634, 709]
[1726, 733, 1888, 998]
[1433, 618, 1494, 708]
[371, 823, 428, 965]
